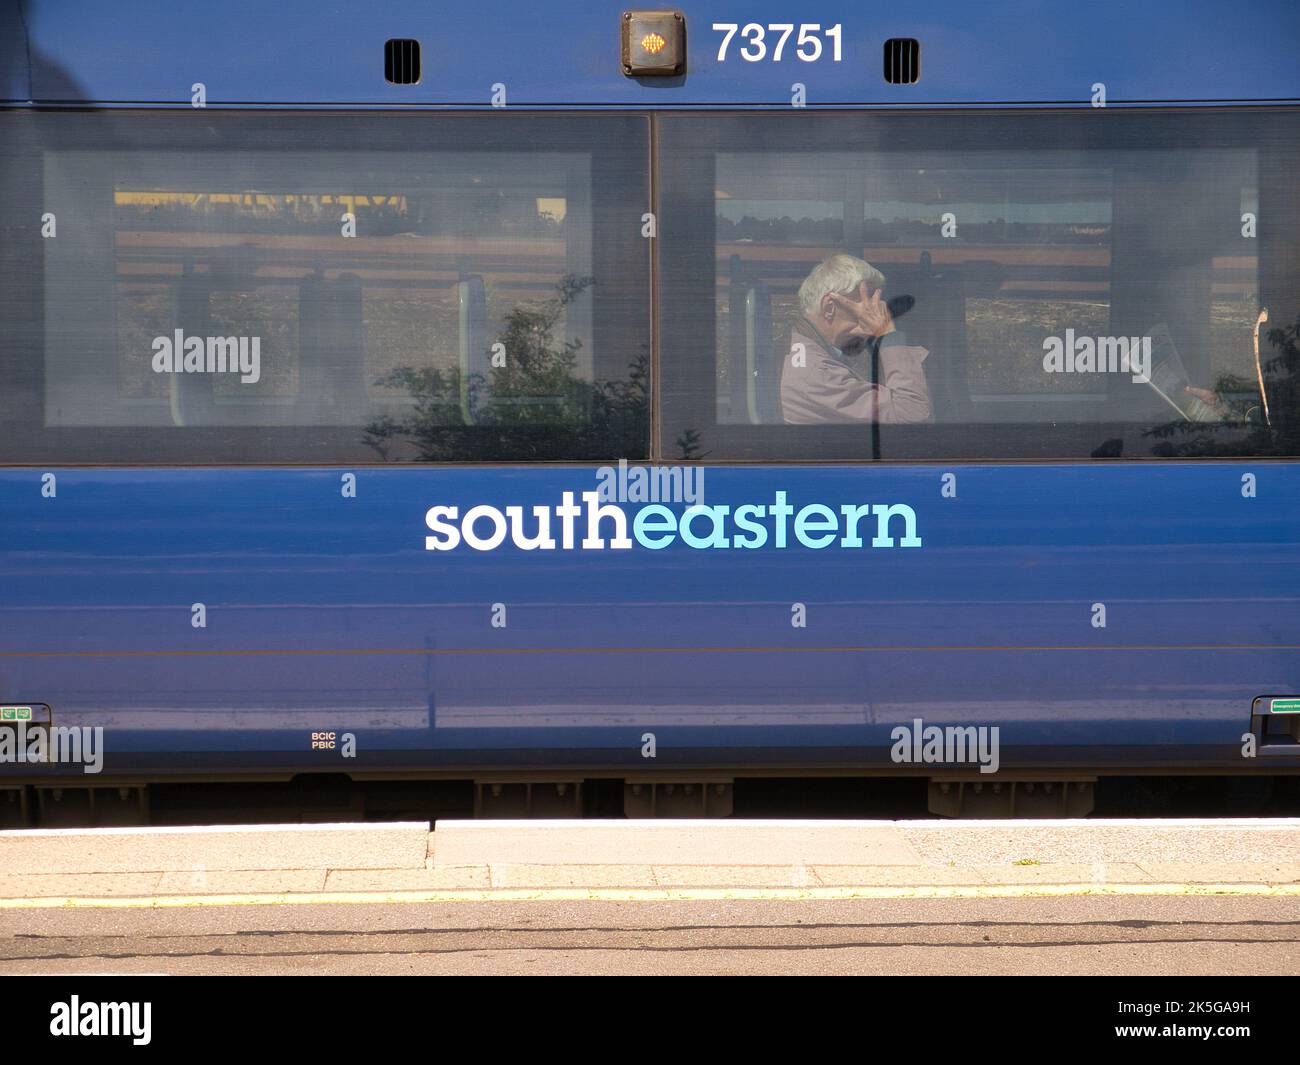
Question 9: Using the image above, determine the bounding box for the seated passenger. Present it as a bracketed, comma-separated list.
[781, 254, 932, 424]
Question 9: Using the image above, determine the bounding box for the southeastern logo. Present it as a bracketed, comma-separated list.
[424, 491, 921, 552]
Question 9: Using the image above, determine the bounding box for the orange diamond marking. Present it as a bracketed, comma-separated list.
[640, 32, 666, 55]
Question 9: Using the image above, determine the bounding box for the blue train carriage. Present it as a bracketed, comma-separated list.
[0, 1, 1298, 820]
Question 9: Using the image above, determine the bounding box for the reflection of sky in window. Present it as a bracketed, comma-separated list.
[716, 160, 1116, 226]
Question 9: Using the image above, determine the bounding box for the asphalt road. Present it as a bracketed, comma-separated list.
[2, 896, 1297, 975]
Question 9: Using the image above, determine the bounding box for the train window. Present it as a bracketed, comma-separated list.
[658, 110, 1300, 461]
[0, 113, 650, 463]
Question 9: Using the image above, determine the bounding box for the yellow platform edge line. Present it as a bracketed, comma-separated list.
[0, 882, 1298, 909]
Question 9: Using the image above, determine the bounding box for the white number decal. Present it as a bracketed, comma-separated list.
[713, 23, 738, 62]
[769, 24, 794, 61]
[715, 23, 843, 63]
[825, 23, 842, 61]
[796, 25, 822, 62]
[739, 23, 766, 61]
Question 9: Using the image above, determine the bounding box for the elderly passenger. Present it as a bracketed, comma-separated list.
[781, 254, 932, 424]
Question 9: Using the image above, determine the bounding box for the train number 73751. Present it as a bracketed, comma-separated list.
[712, 23, 843, 63]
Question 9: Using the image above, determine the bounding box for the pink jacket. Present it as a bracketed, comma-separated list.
[780, 320, 932, 424]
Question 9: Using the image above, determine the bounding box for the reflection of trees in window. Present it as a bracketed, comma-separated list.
[675, 428, 708, 460]
[715, 214, 1109, 247]
[114, 191, 566, 240]
[716, 215, 843, 244]
[115, 193, 414, 236]
[364, 275, 648, 461]
[1145, 314, 1300, 457]
[859, 218, 1109, 246]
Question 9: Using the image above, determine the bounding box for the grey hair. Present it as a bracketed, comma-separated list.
[798, 254, 887, 318]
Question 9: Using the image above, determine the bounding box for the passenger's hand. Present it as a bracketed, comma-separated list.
[828, 287, 895, 339]
[1184, 385, 1224, 412]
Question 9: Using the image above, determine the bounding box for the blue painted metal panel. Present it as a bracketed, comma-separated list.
[2, 3, 1297, 781]
[1, 465, 1296, 775]
[6, 0, 1299, 109]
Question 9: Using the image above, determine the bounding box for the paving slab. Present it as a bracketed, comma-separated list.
[325, 866, 494, 892]
[898, 818, 1300, 865]
[647, 864, 821, 888]
[0, 822, 431, 874]
[0, 872, 164, 898]
[154, 870, 329, 895]
[431, 819, 923, 867]
[808, 865, 986, 887]
[1132, 861, 1300, 884]
[965, 862, 1153, 885]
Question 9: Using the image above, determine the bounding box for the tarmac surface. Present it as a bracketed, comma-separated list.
[1, 818, 1297, 975]
[2, 897, 1296, 975]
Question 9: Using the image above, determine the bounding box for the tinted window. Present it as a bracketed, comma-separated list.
[659, 110, 1300, 460]
[0, 113, 650, 463]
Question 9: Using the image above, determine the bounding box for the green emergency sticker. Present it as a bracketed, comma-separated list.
[1270, 698, 1300, 714]
[0, 707, 32, 721]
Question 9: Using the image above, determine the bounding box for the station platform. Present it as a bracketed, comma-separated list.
[2, 818, 1300, 907]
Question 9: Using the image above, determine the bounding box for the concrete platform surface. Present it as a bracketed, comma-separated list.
[1, 818, 1300, 905]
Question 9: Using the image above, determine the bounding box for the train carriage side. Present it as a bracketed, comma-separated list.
[1, 1, 1299, 818]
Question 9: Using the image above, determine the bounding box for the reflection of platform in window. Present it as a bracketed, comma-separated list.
[966, 297, 1109, 397]
[363, 289, 458, 399]
[116, 283, 173, 401]
[206, 289, 299, 400]
[114, 283, 299, 408]
[1210, 293, 1263, 385]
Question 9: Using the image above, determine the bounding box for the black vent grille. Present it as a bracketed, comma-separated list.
[883, 38, 920, 84]
[385, 39, 421, 85]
